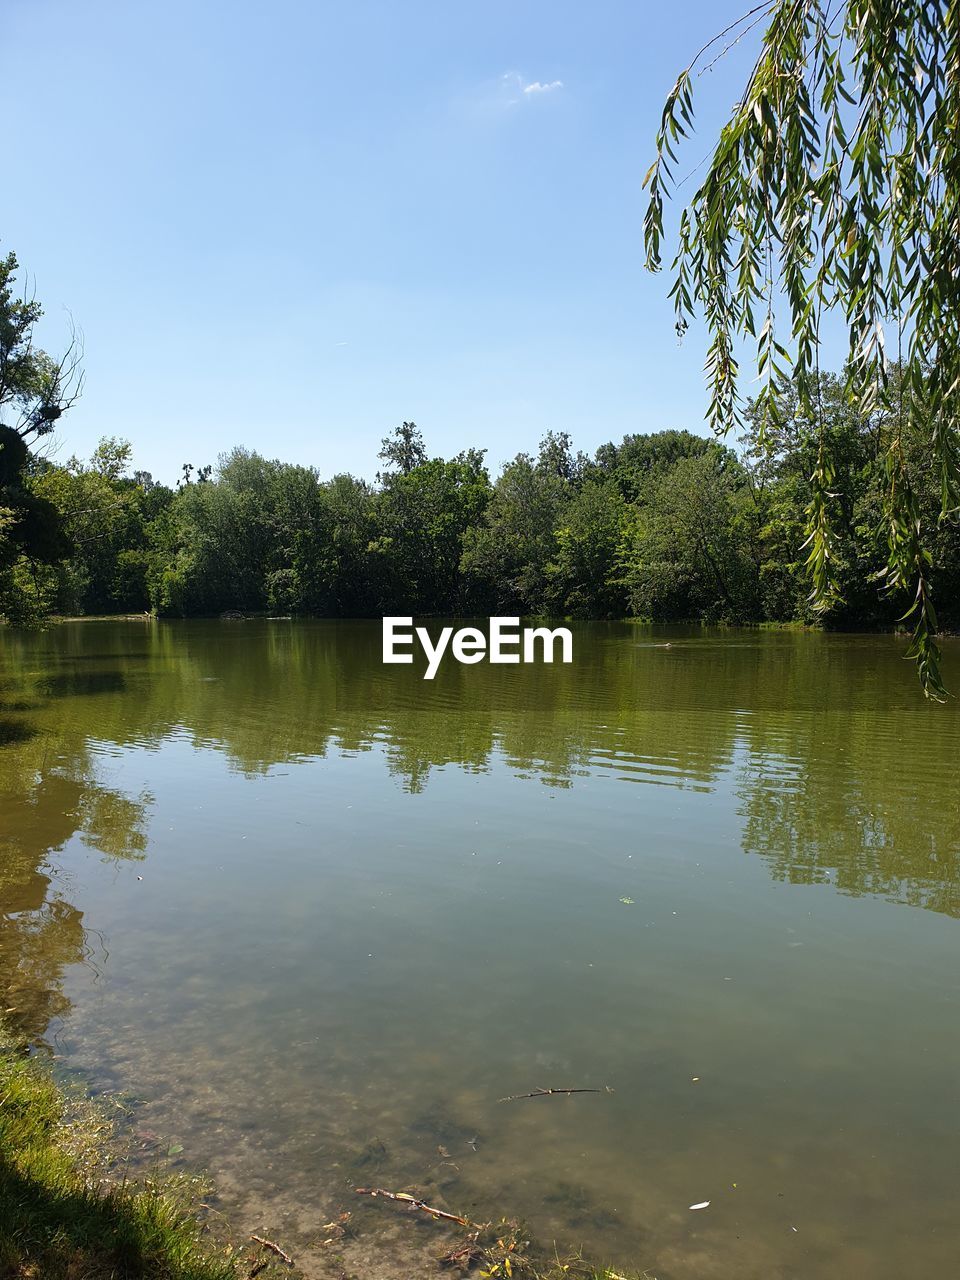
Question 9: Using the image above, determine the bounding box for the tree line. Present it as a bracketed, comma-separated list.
[5, 376, 960, 631]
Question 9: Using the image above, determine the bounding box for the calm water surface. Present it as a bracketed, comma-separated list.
[2, 620, 960, 1279]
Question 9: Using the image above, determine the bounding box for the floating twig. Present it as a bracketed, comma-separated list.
[354, 1186, 479, 1228]
[250, 1234, 294, 1264]
[498, 1086, 609, 1102]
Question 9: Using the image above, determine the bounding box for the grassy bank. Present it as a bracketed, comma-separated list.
[0, 1033, 634, 1280]
[0, 1036, 239, 1280]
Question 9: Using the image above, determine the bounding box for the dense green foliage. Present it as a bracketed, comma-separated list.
[5, 399, 959, 634]
[644, 0, 960, 694]
[0, 250, 82, 624]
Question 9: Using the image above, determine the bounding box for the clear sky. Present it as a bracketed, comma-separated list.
[6, 0, 758, 486]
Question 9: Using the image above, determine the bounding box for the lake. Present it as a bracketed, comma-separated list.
[2, 620, 959, 1279]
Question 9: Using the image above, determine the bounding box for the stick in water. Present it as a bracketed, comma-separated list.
[250, 1235, 294, 1265]
[354, 1186, 479, 1228]
[498, 1086, 607, 1102]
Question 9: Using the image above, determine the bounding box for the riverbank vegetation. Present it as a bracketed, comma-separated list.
[0, 1032, 239, 1280]
[4, 383, 960, 641]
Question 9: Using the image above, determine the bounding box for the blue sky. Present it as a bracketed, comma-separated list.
[6, 0, 760, 486]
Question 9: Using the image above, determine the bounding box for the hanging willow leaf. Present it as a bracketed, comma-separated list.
[644, 0, 960, 698]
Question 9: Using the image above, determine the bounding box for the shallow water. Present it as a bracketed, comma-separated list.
[2, 620, 960, 1278]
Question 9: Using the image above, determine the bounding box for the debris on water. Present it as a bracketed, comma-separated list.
[439, 1232, 483, 1269]
[319, 1212, 352, 1246]
[251, 1234, 294, 1264]
[499, 1086, 605, 1102]
[354, 1186, 478, 1228]
[689, 1201, 710, 1211]
[619, 897, 634, 904]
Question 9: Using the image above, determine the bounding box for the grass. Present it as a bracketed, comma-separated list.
[0, 1035, 239, 1280]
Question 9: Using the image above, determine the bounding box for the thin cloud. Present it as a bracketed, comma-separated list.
[495, 72, 565, 106]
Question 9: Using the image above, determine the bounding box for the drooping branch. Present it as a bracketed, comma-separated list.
[644, 0, 960, 697]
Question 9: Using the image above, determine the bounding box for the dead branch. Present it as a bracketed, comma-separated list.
[498, 1086, 607, 1102]
[354, 1186, 479, 1228]
[250, 1234, 294, 1265]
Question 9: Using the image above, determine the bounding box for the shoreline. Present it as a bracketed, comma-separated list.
[18, 611, 953, 639]
[0, 1030, 625, 1280]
